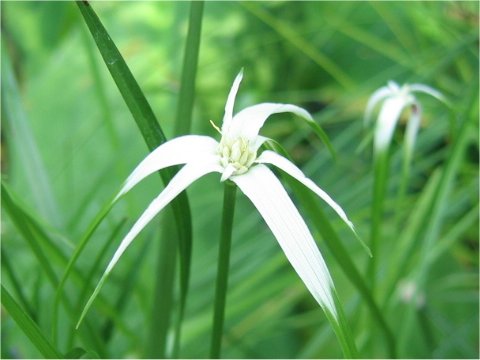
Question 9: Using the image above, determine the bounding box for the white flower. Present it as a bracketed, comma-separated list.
[80, 70, 356, 324]
[365, 81, 445, 155]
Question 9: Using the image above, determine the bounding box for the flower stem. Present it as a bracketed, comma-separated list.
[210, 182, 237, 359]
[368, 150, 389, 291]
[395, 149, 412, 227]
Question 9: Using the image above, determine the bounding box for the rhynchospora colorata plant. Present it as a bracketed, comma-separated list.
[364, 80, 446, 289]
[77, 70, 359, 357]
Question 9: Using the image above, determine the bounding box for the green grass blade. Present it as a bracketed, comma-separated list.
[368, 150, 390, 291]
[397, 84, 477, 356]
[72, 3, 194, 352]
[174, 1, 204, 136]
[171, 1, 204, 356]
[307, 119, 338, 160]
[241, 2, 355, 90]
[381, 170, 441, 307]
[2, 184, 108, 356]
[71, 219, 126, 346]
[53, 196, 115, 344]
[101, 232, 150, 344]
[326, 292, 359, 358]
[426, 205, 478, 266]
[1, 42, 60, 226]
[210, 182, 237, 359]
[1, 285, 62, 359]
[2, 183, 59, 286]
[75, 0, 167, 148]
[80, 23, 118, 149]
[145, 213, 176, 358]
[2, 182, 131, 332]
[1, 247, 37, 321]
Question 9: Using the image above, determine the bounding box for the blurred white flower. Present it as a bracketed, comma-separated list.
[79, 70, 356, 325]
[398, 279, 426, 308]
[365, 81, 445, 155]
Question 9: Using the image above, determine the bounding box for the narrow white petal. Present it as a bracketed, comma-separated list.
[116, 135, 218, 199]
[232, 164, 337, 317]
[220, 164, 236, 182]
[255, 150, 356, 233]
[387, 80, 400, 92]
[364, 86, 392, 126]
[228, 103, 313, 141]
[409, 83, 446, 103]
[78, 158, 222, 328]
[404, 102, 422, 159]
[222, 70, 244, 133]
[108, 158, 222, 275]
[374, 96, 410, 152]
[253, 135, 270, 152]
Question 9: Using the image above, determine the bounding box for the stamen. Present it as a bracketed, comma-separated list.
[217, 136, 257, 180]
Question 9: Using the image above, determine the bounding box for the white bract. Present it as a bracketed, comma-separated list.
[365, 80, 445, 155]
[80, 70, 357, 324]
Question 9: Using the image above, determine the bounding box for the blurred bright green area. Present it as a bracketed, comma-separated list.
[1, 1, 478, 359]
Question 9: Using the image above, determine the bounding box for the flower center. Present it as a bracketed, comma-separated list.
[218, 137, 257, 176]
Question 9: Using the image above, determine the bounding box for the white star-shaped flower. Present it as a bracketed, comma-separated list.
[365, 80, 445, 155]
[79, 70, 356, 324]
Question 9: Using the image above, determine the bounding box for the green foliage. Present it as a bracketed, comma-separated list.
[1, 1, 478, 359]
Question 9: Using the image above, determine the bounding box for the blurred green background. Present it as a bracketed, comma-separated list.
[1, 1, 478, 359]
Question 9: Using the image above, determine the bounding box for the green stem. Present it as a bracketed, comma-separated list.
[174, 1, 204, 136]
[1, 285, 62, 359]
[210, 182, 237, 359]
[145, 212, 177, 358]
[328, 291, 360, 358]
[368, 149, 389, 290]
[395, 149, 412, 227]
[172, 2, 204, 356]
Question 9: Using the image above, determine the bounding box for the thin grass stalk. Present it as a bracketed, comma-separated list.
[52, 197, 115, 344]
[240, 2, 354, 90]
[174, 1, 204, 136]
[172, 2, 204, 356]
[71, 4, 193, 354]
[2, 185, 107, 356]
[397, 88, 476, 355]
[1, 247, 37, 321]
[80, 24, 118, 150]
[329, 292, 360, 358]
[395, 148, 413, 227]
[210, 182, 237, 359]
[368, 150, 390, 291]
[1, 285, 62, 359]
[102, 238, 151, 345]
[67, 219, 126, 348]
[145, 214, 176, 358]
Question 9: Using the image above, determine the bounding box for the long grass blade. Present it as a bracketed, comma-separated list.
[210, 182, 237, 359]
[241, 2, 354, 90]
[2, 183, 108, 356]
[1, 42, 60, 226]
[2, 183, 59, 286]
[397, 84, 477, 355]
[1, 285, 62, 359]
[1, 247, 37, 321]
[171, 1, 204, 356]
[68, 3, 194, 353]
[368, 150, 389, 292]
